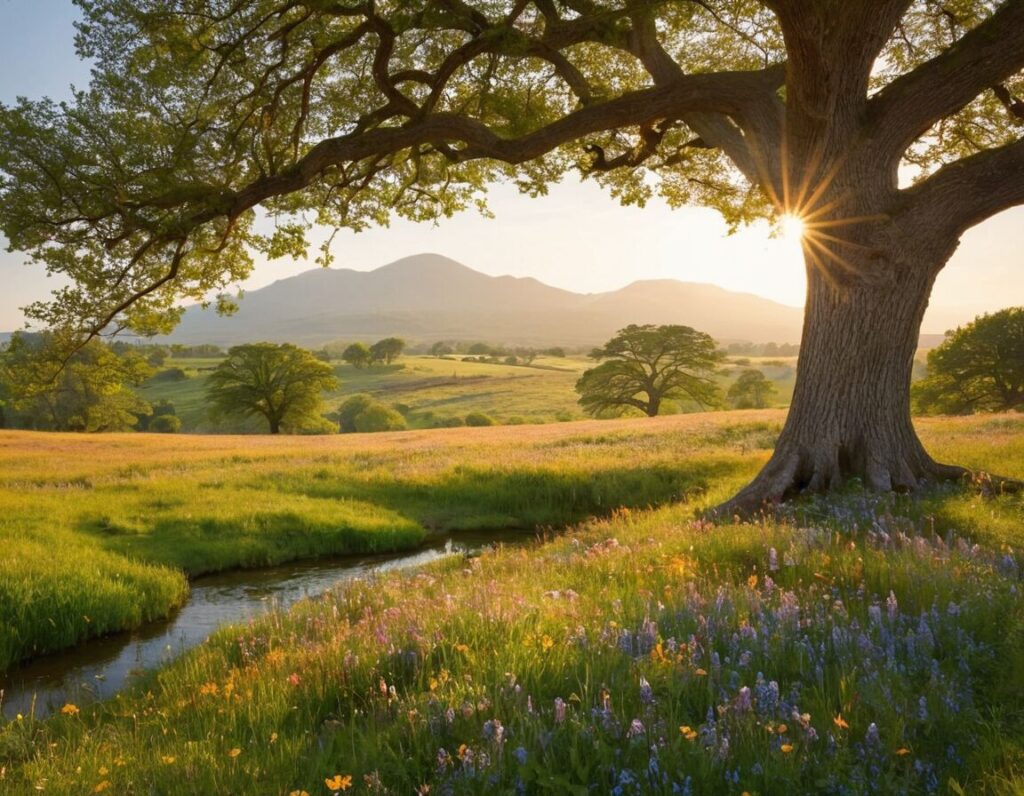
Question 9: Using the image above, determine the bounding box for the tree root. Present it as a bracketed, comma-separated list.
[710, 452, 1022, 522]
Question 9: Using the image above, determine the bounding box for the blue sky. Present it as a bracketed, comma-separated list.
[0, 0, 1021, 335]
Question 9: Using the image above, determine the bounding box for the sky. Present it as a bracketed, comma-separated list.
[0, 0, 1020, 335]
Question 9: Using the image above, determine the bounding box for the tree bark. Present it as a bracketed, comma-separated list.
[717, 246, 970, 517]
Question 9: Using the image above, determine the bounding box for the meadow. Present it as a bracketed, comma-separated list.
[0, 412, 1022, 793]
[0, 411, 774, 671]
[139, 354, 800, 432]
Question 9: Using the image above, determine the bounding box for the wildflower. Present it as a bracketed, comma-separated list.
[514, 746, 528, 765]
[918, 696, 929, 722]
[288, 672, 301, 686]
[98, 768, 108, 776]
[270, 732, 278, 743]
[288, 791, 310, 796]
[325, 774, 352, 791]
[554, 697, 567, 724]
[777, 723, 788, 734]
[627, 718, 646, 738]
[735, 686, 752, 713]
[161, 756, 176, 765]
[865, 723, 881, 746]
[455, 643, 470, 654]
[228, 748, 241, 758]
[541, 635, 554, 652]
[694, 668, 707, 676]
[780, 744, 794, 753]
[680, 726, 698, 741]
[60, 703, 80, 716]
[834, 714, 849, 730]
[896, 747, 911, 756]
[93, 782, 111, 794]
[199, 682, 219, 696]
[639, 677, 654, 705]
[768, 547, 779, 571]
[747, 574, 758, 589]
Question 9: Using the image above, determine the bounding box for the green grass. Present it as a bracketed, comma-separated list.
[0, 413, 1022, 793]
[0, 412, 773, 671]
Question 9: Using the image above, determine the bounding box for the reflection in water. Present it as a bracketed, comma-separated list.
[0, 531, 532, 719]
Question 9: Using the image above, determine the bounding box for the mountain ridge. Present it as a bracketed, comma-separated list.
[164, 253, 806, 346]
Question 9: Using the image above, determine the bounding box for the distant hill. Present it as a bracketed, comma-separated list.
[165, 253, 806, 347]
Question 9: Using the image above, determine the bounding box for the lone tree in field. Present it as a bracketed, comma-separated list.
[342, 342, 372, 370]
[2, 1, 1024, 509]
[576, 325, 723, 417]
[913, 307, 1024, 415]
[729, 369, 778, 409]
[370, 337, 406, 365]
[206, 343, 338, 434]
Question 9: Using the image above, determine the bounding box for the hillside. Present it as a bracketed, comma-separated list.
[165, 253, 805, 346]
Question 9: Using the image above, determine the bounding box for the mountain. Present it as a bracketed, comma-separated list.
[165, 253, 805, 346]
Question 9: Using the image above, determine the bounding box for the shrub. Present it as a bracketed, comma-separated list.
[337, 394, 376, 433]
[465, 412, 495, 427]
[148, 415, 181, 433]
[151, 367, 187, 382]
[433, 416, 465, 428]
[353, 404, 407, 433]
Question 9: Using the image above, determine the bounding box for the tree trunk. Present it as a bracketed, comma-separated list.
[717, 249, 968, 516]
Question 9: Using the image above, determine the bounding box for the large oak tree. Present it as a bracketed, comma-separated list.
[2, 0, 1023, 510]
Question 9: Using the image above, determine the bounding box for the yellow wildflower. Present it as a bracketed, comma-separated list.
[896, 747, 911, 756]
[60, 703, 80, 716]
[781, 744, 794, 753]
[161, 756, 176, 765]
[541, 635, 554, 652]
[747, 575, 758, 589]
[834, 714, 849, 730]
[325, 774, 352, 791]
[228, 748, 241, 758]
[93, 782, 111, 793]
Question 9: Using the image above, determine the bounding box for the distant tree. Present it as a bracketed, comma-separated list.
[430, 341, 454, 357]
[0, 332, 152, 431]
[576, 325, 724, 418]
[467, 343, 491, 356]
[341, 342, 371, 369]
[515, 347, 538, 365]
[354, 404, 407, 433]
[465, 412, 495, 427]
[370, 337, 406, 365]
[728, 370, 778, 409]
[172, 344, 223, 359]
[206, 343, 338, 434]
[136, 398, 178, 431]
[913, 308, 1024, 415]
[146, 347, 168, 368]
[313, 348, 332, 362]
[543, 347, 566, 359]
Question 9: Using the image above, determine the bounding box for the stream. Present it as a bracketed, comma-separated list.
[0, 530, 534, 720]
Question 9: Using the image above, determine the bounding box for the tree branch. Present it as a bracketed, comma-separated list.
[869, 0, 1024, 163]
[900, 134, 1024, 240]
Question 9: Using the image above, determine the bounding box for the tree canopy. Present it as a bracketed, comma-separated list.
[369, 337, 406, 365]
[206, 342, 338, 433]
[342, 342, 372, 369]
[576, 324, 723, 417]
[0, 333, 152, 432]
[728, 369, 777, 409]
[913, 307, 1024, 415]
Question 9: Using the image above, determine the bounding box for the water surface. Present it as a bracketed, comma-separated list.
[0, 530, 533, 719]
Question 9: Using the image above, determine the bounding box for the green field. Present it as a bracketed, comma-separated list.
[1, 413, 1022, 793]
[140, 354, 799, 432]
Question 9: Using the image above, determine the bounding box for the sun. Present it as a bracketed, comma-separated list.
[780, 213, 806, 241]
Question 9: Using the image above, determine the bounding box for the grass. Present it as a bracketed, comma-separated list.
[0, 412, 1022, 794]
[139, 354, 799, 432]
[0, 412, 775, 671]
